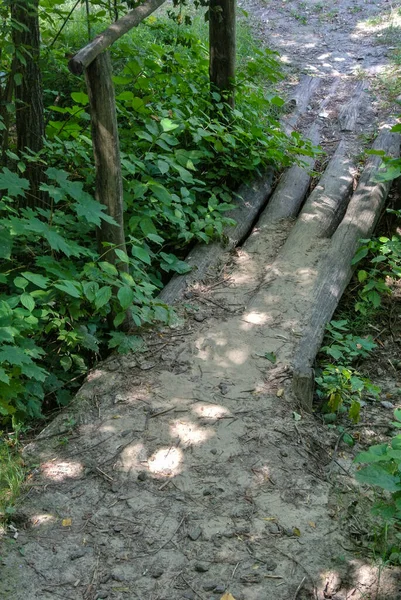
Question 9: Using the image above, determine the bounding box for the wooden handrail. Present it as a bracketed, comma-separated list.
[68, 0, 167, 75]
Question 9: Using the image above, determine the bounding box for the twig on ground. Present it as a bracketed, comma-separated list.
[132, 516, 185, 559]
[294, 576, 306, 599]
[180, 575, 207, 600]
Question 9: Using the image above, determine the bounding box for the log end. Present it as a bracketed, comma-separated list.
[292, 366, 314, 412]
[68, 57, 84, 76]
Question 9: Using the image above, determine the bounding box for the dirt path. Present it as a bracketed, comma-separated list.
[2, 2, 401, 600]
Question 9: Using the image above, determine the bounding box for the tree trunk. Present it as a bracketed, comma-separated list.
[11, 0, 45, 208]
[209, 0, 236, 108]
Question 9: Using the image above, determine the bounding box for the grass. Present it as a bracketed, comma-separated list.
[0, 434, 26, 525]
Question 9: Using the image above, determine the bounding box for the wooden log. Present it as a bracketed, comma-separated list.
[283, 75, 321, 134]
[209, 0, 236, 108]
[255, 80, 339, 225]
[255, 122, 320, 226]
[292, 127, 400, 410]
[339, 80, 369, 132]
[159, 170, 274, 304]
[68, 0, 167, 75]
[85, 52, 128, 266]
[292, 139, 354, 238]
[159, 76, 322, 305]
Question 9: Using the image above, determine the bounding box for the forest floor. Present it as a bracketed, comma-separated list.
[1, 1, 401, 599]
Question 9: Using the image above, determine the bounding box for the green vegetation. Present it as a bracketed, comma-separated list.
[0, 5, 313, 427]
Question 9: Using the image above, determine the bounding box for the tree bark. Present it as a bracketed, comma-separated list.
[11, 0, 45, 208]
[209, 0, 236, 108]
[85, 51, 128, 267]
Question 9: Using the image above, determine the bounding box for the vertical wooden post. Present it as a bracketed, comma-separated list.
[85, 51, 128, 267]
[209, 0, 236, 108]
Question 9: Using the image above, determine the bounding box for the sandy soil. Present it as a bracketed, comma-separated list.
[1, 1, 401, 599]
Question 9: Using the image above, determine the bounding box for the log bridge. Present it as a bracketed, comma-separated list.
[160, 76, 400, 410]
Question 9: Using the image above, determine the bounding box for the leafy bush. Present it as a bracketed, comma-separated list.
[0, 167, 177, 423]
[316, 320, 380, 422]
[355, 409, 401, 563]
[352, 212, 401, 314]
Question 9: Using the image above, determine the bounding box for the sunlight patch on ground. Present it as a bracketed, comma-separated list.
[41, 460, 83, 482]
[148, 447, 183, 477]
[170, 419, 212, 446]
[30, 513, 56, 528]
[226, 348, 248, 365]
[192, 404, 231, 420]
[242, 311, 271, 325]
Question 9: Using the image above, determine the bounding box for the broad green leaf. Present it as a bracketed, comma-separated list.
[117, 286, 134, 310]
[0, 368, 9, 384]
[160, 118, 179, 132]
[140, 218, 157, 237]
[356, 464, 401, 492]
[352, 247, 368, 265]
[20, 293, 35, 312]
[0, 226, 12, 259]
[108, 332, 144, 354]
[157, 160, 169, 174]
[71, 91, 88, 105]
[114, 248, 130, 264]
[99, 261, 118, 276]
[0, 345, 33, 366]
[95, 286, 112, 309]
[0, 168, 29, 197]
[83, 281, 99, 302]
[14, 276, 28, 290]
[355, 443, 389, 463]
[54, 280, 82, 298]
[131, 245, 151, 265]
[21, 272, 49, 289]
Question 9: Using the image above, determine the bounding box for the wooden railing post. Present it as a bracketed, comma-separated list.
[85, 51, 128, 266]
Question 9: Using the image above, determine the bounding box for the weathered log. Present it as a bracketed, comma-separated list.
[68, 0, 166, 75]
[283, 75, 321, 134]
[254, 80, 340, 226]
[85, 52, 128, 266]
[159, 77, 321, 305]
[255, 122, 320, 226]
[159, 170, 274, 304]
[292, 127, 400, 410]
[339, 80, 369, 132]
[292, 139, 354, 238]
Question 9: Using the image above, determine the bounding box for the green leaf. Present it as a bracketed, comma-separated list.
[160, 118, 179, 132]
[83, 281, 99, 302]
[0, 226, 13, 259]
[20, 293, 35, 312]
[71, 91, 88, 105]
[352, 247, 368, 264]
[131, 245, 151, 265]
[95, 286, 112, 309]
[357, 270, 368, 283]
[355, 443, 389, 463]
[0, 168, 29, 197]
[14, 276, 28, 290]
[139, 217, 157, 237]
[99, 261, 118, 276]
[108, 332, 144, 354]
[21, 272, 49, 289]
[0, 345, 33, 366]
[117, 286, 134, 310]
[157, 160, 169, 174]
[54, 280, 82, 298]
[355, 464, 401, 492]
[114, 249, 130, 264]
[0, 368, 10, 384]
[263, 352, 277, 363]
